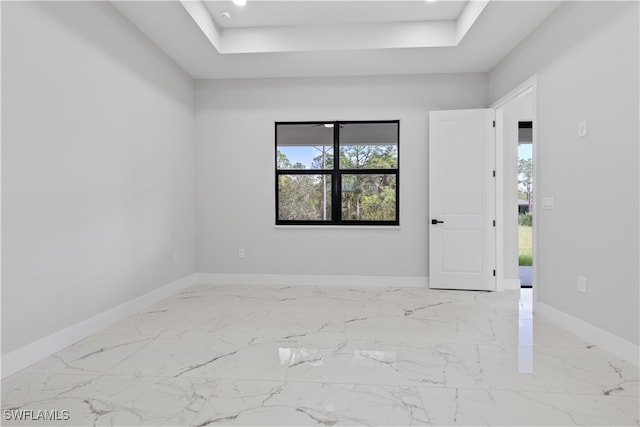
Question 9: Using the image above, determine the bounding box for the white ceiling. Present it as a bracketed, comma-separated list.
[111, 0, 563, 79]
[205, 1, 468, 28]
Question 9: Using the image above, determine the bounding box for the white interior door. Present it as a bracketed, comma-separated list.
[429, 109, 496, 291]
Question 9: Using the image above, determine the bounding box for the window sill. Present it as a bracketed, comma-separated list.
[274, 225, 401, 230]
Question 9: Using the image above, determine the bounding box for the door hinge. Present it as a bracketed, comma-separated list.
[493, 269, 496, 277]
[493, 220, 496, 227]
[492, 120, 496, 128]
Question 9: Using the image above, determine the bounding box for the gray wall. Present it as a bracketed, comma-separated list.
[2, 2, 196, 354]
[195, 75, 487, 279]
[490, 1, 639, 345]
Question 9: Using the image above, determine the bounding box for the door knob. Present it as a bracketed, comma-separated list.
[431, 219, 444, 224]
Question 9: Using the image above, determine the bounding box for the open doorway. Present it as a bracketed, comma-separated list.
[493, 76, 536, 292]
[518, 121, 533, 288]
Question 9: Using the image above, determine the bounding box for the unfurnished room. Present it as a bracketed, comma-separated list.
[1, 1, 639, 426]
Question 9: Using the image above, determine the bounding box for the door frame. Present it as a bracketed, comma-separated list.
[490, 75, 538, 295]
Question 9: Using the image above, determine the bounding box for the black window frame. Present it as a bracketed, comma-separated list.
[275, 120, 400, 226]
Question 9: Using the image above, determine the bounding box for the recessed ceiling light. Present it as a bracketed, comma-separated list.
[232, 0, 247, 6]
[323, 124, 334, 129]
[219, 10, 231, 19]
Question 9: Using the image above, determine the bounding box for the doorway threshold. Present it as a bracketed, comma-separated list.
[519, 265, 533, 288]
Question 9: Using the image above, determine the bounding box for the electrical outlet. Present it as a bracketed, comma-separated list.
[172, 252, 179, 264]
[577, 276, 587, 294]
[238, 248, 245, 258]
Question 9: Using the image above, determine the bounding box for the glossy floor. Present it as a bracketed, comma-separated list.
[2, 285, 638, 426]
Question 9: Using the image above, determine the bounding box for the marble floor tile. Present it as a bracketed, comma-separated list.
[2, 284, 639, 426]
[1, 372, 214, 426]
[284, 340, 479, 388]
[344, 312, 519, 346]
[417, 387, 640, 426]
[186, 283, 317, 300]
[146, 293, 275, 315]
[105, 335, 293, 380]
[192, 379, 429, 426]
[103, 307, 229, 338]
[448, 342, 639, 396]
[23, 333, 154, 376]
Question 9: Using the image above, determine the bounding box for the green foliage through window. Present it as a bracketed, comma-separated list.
[276, 121, 399, 225]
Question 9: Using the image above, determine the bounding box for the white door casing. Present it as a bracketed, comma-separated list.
[429, 109, 496, 291]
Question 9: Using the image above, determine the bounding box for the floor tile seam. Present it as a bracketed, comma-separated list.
[184, 375, 640, 400]
[3, 370, 104, 380]
[411, 383, 640, 399]
[254, 376, 637, 398]
[500, 343, 602, 352]
[409, 341, 607, 352]
[336, 338, 498, 347]
[338, 340, 520, 348]
[526, 343, 593, 349]
[337, 339, 592, 350]
[20, 367, 113, 377]
[19, 345, 612, 376]
[391, 314, 522, 320]
[121, 372, 430, 389]
[88, 331, 169, 338]
[272, 376, 461, 389]
[96, 331, 239, 338]
[7, 371, 191, 381]
[9, 371, 637, 400]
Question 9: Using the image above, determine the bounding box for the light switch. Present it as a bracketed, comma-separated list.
[542, 197, 554, 210]
[577, 121, 587, 138]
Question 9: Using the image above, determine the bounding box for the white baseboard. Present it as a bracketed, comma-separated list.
[1, 274, 196, 379]
[195, 273, 428, 288]
[535, 301, 639, 367]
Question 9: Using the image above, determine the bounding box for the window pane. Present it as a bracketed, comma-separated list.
[278, 174, 332, 221]
[277, 124, 334, 170]
[339, 122, 398, 169]
[341, 174, 396, 221]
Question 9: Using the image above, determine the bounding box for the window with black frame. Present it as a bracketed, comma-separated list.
[275, 121, 399, 225]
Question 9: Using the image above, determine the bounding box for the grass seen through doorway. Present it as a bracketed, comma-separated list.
[519, 225, 533, 266]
